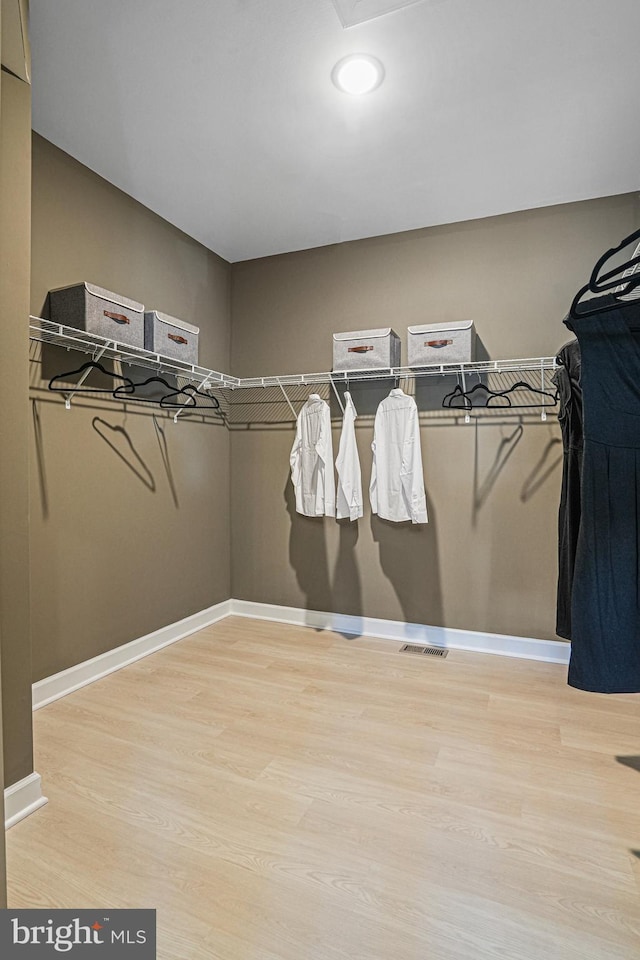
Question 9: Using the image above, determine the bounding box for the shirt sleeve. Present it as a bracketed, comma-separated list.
[400, 401, 428, 524]
[369, 410, 379, 515]
[336, 402, 363, 521]
[320, 402, 336, 516]
[289, 411, 302, 489]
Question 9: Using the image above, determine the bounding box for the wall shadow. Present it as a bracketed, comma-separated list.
[370, 504, 443, 630]
[330, 378, 395, 418]
[473, 422, 523, 523]
[332, 520, 363, 637]
[475, 336, 490, 363]
[520, 436, 562, 502]
[616, 756, 640, 773]
[153, 414, 180, 507]
[40, 340, 123, 389]
[120, 362, 178, 398]
[415, 373, 462, 411]
[92, 417, 156, 491]
[284, 476, 332, 630]
[31, 400, 49, 520]
[616, 756, 640, 861]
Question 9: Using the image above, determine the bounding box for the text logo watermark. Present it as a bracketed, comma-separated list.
[0, 910, 156, 957]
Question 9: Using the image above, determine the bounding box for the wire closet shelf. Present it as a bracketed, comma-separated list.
[29, 316, 559, 422]
[30, 316, 558, 386]
[29, 316, 240, 389]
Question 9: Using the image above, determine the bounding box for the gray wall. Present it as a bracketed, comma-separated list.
[0, 25, 6, 901]
[30, 134, 232, 682]
[230, 194, 640, 641]
[0, 63, 33, 799]
[0, 0, 31, 895]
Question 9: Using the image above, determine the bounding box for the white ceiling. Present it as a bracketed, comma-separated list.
[30, 0, 640, 263]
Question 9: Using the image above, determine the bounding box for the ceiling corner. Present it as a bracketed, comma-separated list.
[331, 0, 432, 29]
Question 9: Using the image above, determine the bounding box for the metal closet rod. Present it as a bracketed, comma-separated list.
[29, 316, 557, 394]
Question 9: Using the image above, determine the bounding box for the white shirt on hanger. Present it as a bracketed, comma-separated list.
[290, 394, 336, 517]
[370, 387, 428, 524]
[336, 392, 363, 521]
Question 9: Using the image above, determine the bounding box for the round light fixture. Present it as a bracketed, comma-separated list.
[332, 54, 384, 95]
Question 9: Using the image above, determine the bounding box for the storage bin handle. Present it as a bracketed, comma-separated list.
[104, 310, 130, 325]
[348, 345, 374, 353]
[168, 333, 189, 345]
[425, 339, 453, 348]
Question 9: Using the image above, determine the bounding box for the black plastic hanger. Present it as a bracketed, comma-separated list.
[159, 384, 220, 410]
[48, 360, 135, 395]
[569, 274, 640, 320]
[589, 227, 640, 291]
[112, 374, 178, 402]
[442, 380, 557, 410]
[590, 255, 640, 293]
[443, 381, 513, 409]
[113, 375, 220, 411]
[485, 381, 558, 408]
[441, 384, 473, 410]
[570, 227, 640, 319]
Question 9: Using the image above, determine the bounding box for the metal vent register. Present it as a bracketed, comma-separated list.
[399, 644, 448, 658]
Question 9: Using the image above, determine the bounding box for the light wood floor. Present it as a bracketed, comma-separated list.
[6, 617, 640, 959]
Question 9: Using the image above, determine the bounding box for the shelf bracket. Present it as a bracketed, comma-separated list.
[172, 374, 214, 423]
[278, 380, 298, 419]
[328, 375, 345, 415]
[63, 344, 109, 409]
[460, 366, 471, 424]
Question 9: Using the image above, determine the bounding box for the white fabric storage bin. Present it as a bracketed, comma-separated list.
[407, 321, 476, 366]
[333, 328, 401, 372]
[144, 311, 200, 364]
[48, 282, 145, 349]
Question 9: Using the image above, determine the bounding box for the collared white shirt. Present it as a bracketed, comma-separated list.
[370, 388, 428, 524]
[290, 394, 336, 517]
[336, 392, 363, 521]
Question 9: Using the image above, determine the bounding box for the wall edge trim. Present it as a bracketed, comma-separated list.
[32, 600, 233, 711]
[229, 599, 571, 664]
[5, 772, 48, 830]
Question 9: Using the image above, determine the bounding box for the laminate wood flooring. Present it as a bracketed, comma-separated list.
[6, 618, 640, 959]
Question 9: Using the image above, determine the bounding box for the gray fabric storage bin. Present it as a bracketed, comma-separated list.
[144, 311, 199, 364]
[48, 282, 145, 348]
[333, 327, 401, 372]
[407, 321, 476, 366]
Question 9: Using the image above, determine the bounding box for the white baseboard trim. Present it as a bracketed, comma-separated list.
[229, 599, 570, 664]
[32, 600, 233, 711]
[31, 596, 569, 715]
[5, 772, 48, 830]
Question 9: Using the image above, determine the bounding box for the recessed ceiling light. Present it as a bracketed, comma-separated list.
[332, 54, 385, 95]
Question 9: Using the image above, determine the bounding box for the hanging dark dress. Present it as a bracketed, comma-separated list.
[564, 296, 640, 693]
[552, 340, 583, 641]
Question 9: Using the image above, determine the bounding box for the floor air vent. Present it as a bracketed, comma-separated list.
[399, 644, 448, 658]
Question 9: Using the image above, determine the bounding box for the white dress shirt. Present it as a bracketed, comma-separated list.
[290, 394, 336, 517]
[335, 392, 363, 521]
[370, 388, 428, 524]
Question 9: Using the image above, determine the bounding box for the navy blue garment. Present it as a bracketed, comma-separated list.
[564, 296, 640, 693]
[552, 340, 583, 641]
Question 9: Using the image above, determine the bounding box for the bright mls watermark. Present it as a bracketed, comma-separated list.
[0, 909, 156, 957]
